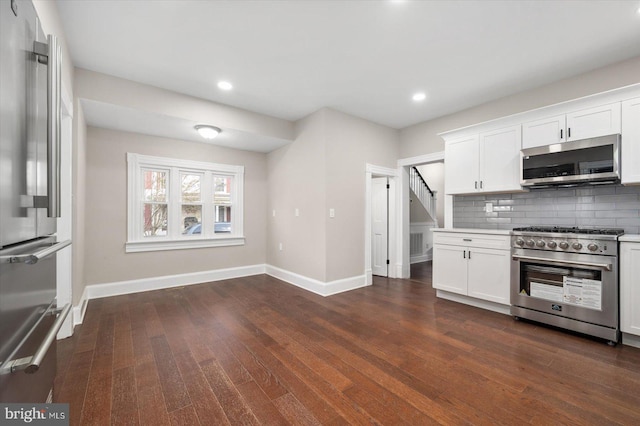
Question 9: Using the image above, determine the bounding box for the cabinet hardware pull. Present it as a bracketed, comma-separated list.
[468, 251, 471, 259]
[480, 181, 483, 189]
[560, 129, 563, 139]
[463, 251, 466, 259]
[463, 238, 472, 242]
[568, 127, 571, 138]
[475, 181, 478, 189]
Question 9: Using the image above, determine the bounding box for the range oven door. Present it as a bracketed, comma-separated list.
[511, 249, 618, 329]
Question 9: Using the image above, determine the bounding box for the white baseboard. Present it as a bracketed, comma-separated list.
[410, 254, 432, 264]
[265, 265, 368, 297]
[435, 289, 511, 315]
[71, 264, 266, 325]
[70, 264, 369, 325]
[622, 333, 640, 348]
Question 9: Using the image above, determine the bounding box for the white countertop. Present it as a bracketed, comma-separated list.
[620, 235, 640, 243]
[431, 228, 512, 236]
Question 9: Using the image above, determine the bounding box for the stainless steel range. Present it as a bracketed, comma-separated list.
[510, 226, 624, 344]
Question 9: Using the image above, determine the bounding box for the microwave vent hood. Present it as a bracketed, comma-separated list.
[520, 134, 621, 187]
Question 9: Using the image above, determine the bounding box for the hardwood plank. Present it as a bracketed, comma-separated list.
[54, 263, 640, 425]
[150, 335, 191, 413]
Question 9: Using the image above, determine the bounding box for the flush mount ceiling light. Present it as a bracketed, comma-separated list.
[195, 125, 221, 139]
[412, 92, 427, 102]
[217, 81, 233, 91]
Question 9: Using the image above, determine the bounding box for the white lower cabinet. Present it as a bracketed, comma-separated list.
[433, 231, 511, 305]
[620, 242, 640, 337]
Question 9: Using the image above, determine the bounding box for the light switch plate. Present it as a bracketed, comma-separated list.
[329, 208, 335, 218]
[485, 202, 493, 213]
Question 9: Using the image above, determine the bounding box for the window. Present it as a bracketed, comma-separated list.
[127, 153, 244, 252]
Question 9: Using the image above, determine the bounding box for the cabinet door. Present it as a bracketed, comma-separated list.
[566, 102, 621, 141]
[466, 247, 510, 305]
[444, 135, 479, 195]
[621, 243, 640, 336]
[479, 125, 522, 193]
[522, 114, 565, 148]
[433, 245, 468, 295]
[621, 97, 640, 185]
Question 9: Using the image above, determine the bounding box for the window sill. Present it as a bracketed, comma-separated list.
[125, 236, 245, 253]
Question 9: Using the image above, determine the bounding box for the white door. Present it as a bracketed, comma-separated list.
[372, 177, 388, 277]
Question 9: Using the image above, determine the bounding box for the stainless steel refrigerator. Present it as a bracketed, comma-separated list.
[0, 0, 71, 403]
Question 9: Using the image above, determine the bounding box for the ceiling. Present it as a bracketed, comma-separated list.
[57, 0, 640, 146]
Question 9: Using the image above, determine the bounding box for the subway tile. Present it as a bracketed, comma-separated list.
[616, 201, 640, 209]
[553, 204, 576, 211]
[486, 218, 511, 224]
[615, 185, 640, 194]
[526, 211, 556, 218]
[497, 199, 516, 205]
[557, 211, 594, 218]
[591, 186, 617, 195]
[594, 194, 639, 204]
[498, 211, 526, 218]
[616, 218, 640, 226]
[576, 203, 616, 211]
[595, 210, 639, 218]
[575, 218, 618, 226]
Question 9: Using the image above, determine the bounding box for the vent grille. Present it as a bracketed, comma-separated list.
[410, 233, 423, 256]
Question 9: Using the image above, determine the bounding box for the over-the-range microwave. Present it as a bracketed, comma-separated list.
[520, 134, 621, 187]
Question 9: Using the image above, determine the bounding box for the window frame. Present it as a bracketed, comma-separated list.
[126, 153, 245, 253]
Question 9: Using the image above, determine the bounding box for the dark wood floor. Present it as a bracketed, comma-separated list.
[54, 262, 640, 425]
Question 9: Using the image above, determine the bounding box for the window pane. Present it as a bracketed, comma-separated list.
[143, 204, 167, 236]
[213, 176, 232, 205]
[182, 205, 202, 235]
[214, 205, 231, 233]
[143, 170, 167, 202]
[181, 173, 201, 202]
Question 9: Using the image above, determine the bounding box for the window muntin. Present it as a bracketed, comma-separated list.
[127, 153, 244, 252]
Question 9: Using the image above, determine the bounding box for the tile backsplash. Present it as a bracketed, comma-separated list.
[453, 184, 640, 234]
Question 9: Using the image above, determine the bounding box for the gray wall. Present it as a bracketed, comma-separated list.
[267, 108, 400, 282]
[400, 56, 640, 158]
[453, 185, 640, 234]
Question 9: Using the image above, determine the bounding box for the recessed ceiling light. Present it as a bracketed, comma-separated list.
[195, 125, 221, 139]
[412, 92, 427, 102]
[217, 81, 233, 91]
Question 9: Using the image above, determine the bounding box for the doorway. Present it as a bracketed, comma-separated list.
[371, 177, 389, 277]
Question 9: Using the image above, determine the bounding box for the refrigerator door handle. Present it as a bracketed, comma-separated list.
[0, 304, 71, 375]
[34, 35, 62, 218]
[0, 239, 71, 264]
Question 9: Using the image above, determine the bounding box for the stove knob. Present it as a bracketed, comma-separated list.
[547, 241, 557, 249]
[572, 242, 583, 250]
[515, 238, 525, 246]
[559, 241, 569, 249]
[536, 240, 545, 248]
[526, 239, 535, 247]
[587, 243, 598, 251]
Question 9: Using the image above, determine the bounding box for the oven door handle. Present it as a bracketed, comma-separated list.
[512, 254, 612, 271]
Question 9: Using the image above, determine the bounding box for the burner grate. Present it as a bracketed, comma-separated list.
[512, 226, 624, 236]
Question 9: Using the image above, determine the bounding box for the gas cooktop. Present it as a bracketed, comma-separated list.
[512, 226, 625, 236]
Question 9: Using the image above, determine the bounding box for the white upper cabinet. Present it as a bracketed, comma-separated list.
[479, 125, 522, 193]
[522, 103, 621, 149]
[621, 97, 640, 185]
[522, 114, 565, 149]
[445, 125, 521, 195]
[566, 102, 621, 141]
[444, 134, 479, 194]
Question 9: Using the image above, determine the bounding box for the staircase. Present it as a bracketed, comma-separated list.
[409, 166, 437, 226]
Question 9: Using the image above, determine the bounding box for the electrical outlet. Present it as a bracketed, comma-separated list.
[329, 208, 335, 218]
[279, 243, 283, 251]
[272, 209, 276, 217]
[295, 208, 299, 217]
[485, 202, 493, 213]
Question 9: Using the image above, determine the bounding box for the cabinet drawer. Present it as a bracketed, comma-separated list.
[433, 232, 510, 250]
